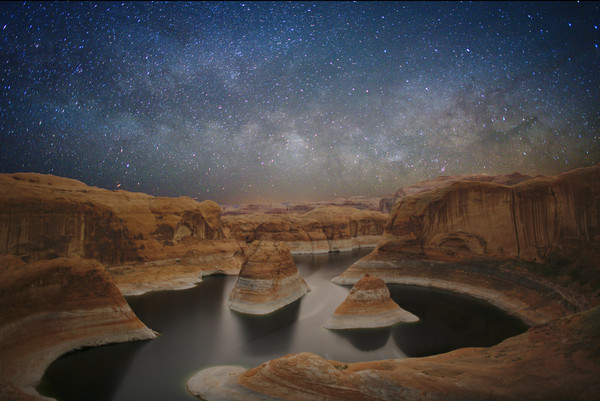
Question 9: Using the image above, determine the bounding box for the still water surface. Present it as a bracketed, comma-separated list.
[39, 249, 527, 401]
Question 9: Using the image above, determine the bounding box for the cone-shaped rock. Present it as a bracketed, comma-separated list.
[324, 274, 418, 329]
[228, 240, 309, 315]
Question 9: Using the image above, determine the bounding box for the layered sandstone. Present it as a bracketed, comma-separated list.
[335, 166, 600, 325]
[189, 306, 600, 401]
[221, 196, 381, 215]
[378, 172, 532, 213]
[223, 206, 388, 254]
[0, 173, 244, 294]
[227, 241, 310, 315]
[0, 256, 156, 401]
[324, 274, 418, 329]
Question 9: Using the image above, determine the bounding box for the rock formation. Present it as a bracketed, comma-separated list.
[221, 196, 382, 215]
[378, 172, 533, 213]
[0, 255, 156, 401]
[188, 306, 600, 401]
[227, 241, 310, 315]
[324, 274, 418, 329]
[0, 173, 244, 295]
[223, 205, 388, 254]
[334, 165, 600, 325]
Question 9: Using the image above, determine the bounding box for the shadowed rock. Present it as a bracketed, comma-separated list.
[227, 241, 310, 315]
[0, 256, 156, 401]
[324, 274, 418, 329]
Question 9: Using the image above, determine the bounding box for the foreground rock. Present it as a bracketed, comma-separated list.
[228, 241, 309, 315]
[223, 206, 388, 254]
[335, 166, 600, 325]
[0, 173, 244, 295]
[188, 306, 600, 401]
[0, 256, 156, 401]
[324, 274, 418, 329]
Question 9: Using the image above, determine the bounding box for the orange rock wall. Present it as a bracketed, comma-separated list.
[381, 166, 600, 264]
[0, 256, 156, 400]
[0, 173, 225, 265]
[223, 205, 388, 254]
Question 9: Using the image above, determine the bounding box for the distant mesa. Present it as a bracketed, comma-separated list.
[227, 240, 310, 315]
[324, 274, 418, 329]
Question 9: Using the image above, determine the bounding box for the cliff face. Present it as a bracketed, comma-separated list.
[221, 196, 381, 216]
[0, 173, 245, 295]
[228, 241, 309, 315]
[189, 306, 600, 401]
[0, 255, 156, 401]
[381, 166, 599, 263]
[223, 206, 388, 254]
[334, 166, 600, 325]
[378, 172, 532, 213]
[0, 173, 225, 264]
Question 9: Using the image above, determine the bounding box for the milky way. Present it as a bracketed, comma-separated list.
[1, 1, 599, 203]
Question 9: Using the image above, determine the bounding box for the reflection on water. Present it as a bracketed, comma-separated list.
[38, 248, 527, 401]
[332, 327, 392, 351]
[232, 300, 301, 356]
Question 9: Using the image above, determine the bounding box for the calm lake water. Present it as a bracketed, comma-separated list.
[39, 249, 527, 401]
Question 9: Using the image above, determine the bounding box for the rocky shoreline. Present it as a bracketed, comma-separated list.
[0, 256, 156, 401]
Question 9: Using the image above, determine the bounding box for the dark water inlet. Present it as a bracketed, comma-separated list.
[38, 249, 527, 401]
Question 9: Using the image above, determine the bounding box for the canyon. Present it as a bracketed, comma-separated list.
[190, 165, 600, 400]
[1, 166, 599, 400]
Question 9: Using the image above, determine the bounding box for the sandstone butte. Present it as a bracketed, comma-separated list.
[223, 205, 388, 254]
[228, 241, 310, 315]
[0, 173, 245, 295]
[323, 274, 418, 329]
[0, 255, 156, 401]
[189, 165, 600, 401]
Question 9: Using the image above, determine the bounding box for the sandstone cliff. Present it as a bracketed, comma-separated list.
[221, 196, 381, 215]
[189, 306, 600, 401]
[0, 173, 244, 295]
[378, 172, 532, 213]
[335, 166, 600, 325]
[324, 274, 418, 329]
[0, 255, 156, 401]
[223, 206, 388, 254]
[228, 241, 309, 315]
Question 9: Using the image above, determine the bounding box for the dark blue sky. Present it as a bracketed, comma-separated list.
[1, 1, 599, 203]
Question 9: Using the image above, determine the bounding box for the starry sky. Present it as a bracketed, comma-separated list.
[1, 1, 599, 204]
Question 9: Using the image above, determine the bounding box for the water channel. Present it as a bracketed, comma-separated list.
[39, 249, 527, 401]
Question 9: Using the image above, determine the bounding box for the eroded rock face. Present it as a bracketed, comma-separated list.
[0, 173, 245, 295]
[381, 166, 599, 263]
[223, 206, 388, 254]
[188, 307, 600, 401]
[335, 166, 600, 325]
[221, 196, 382, 215]
[227, 241, 309, 315]
[0, 173, 226, 263]
[0, 256, 156, 401]
[324, 274, 418, 329]
[379, 172, 533, 213]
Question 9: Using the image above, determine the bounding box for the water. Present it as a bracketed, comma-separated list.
[38, 249, 527, 401]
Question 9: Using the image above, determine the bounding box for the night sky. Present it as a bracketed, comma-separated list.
[1, 1, 599, 204]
